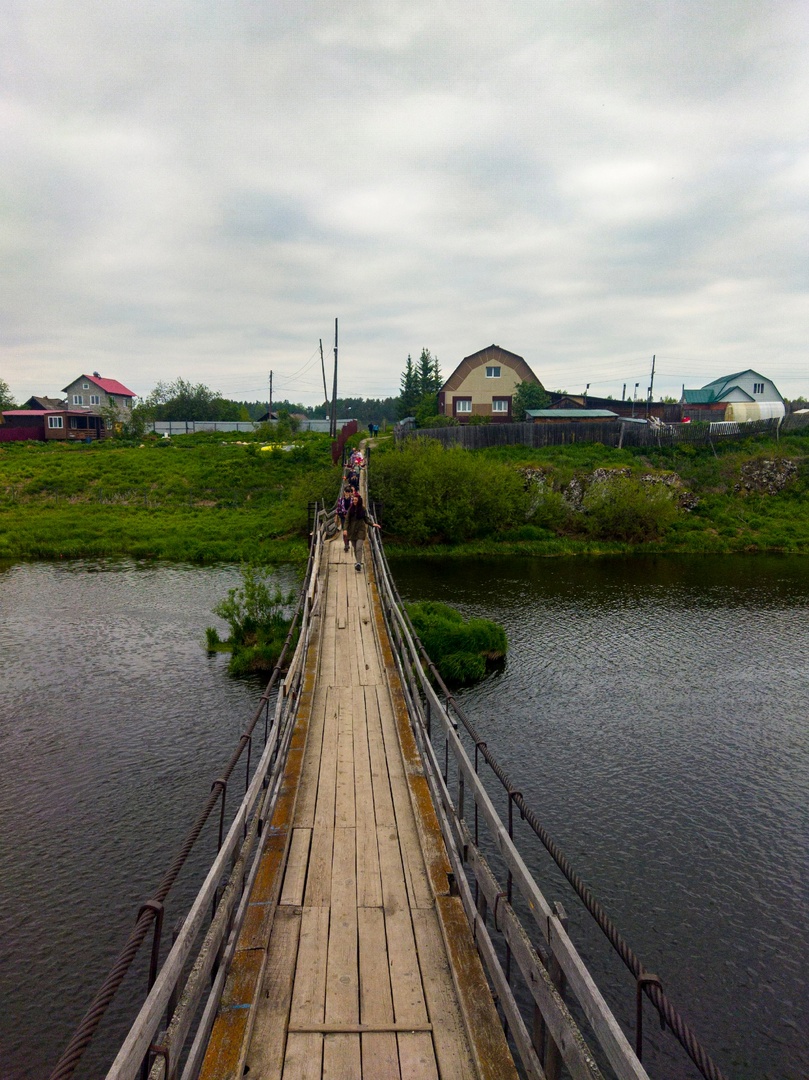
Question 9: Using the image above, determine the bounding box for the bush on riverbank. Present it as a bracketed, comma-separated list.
[372, 437, 528, 543]
[207, 565, 298, 677]
[372, 428, 809, 554]
[406, 601, 506, 686]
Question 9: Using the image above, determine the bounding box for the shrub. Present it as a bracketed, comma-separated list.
[406, 601, 506, 686]
[372, 439, 528, 543]
[213, 565, 298, 676]
[581, 476, 679, 542]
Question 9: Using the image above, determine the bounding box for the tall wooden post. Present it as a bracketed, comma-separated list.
[330, 318, 339, 439]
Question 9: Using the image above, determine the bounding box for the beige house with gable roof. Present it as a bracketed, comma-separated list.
[437, 344, 543, 423]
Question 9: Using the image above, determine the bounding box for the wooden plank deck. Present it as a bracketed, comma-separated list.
[198, 536, 518, 1080]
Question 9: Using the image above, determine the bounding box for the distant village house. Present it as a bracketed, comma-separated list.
[62, 373, 136, 421]
[0, 373, 136, 442]
[437, 344, 543, 423]
[681, 370, 785, 422]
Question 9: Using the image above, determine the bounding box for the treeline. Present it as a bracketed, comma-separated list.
[132, 378, 400, 425]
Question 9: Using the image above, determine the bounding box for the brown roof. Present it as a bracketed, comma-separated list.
[440, 344, 542, 393]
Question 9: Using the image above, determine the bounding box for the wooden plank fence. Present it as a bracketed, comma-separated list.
[401, 411, 809, 452]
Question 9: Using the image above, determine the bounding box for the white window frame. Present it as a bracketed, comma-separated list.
[492, 398, 509, 413]
[90, 394, 100, 405]
[48, 415, 64, 429]
[753, 382, 764, 394]
[485, 366, 501, 378]
[72, 394, 83, 405]
[454, 398, 472, 413]
[82, 382, 89, 389]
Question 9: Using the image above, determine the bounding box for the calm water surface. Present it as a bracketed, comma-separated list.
[0, 560, 298, 1080]
[1, 556, 807, 1080]
[392, 554, 809, 1080]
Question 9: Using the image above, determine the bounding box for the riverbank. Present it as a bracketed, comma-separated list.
[1, 427, 807, 561]
[0, 434, 337, 562]
[374, 429, 809, 555]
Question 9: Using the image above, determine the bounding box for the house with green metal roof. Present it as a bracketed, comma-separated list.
[681, 370, 785, 422]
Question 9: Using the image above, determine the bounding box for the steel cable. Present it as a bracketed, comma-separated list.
[369, 522, 729, 1080]
[48, 531, 316, 1080]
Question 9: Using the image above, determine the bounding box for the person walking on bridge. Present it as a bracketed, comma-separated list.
[334, 485, 353, 551]
[345, 492, 379, 571]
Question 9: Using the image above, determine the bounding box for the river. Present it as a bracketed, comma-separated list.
[0, 556, 807, 1079]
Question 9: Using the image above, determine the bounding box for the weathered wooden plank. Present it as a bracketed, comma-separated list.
[284, 905, 329, 1079]
[410, 908, 477, 1080]
[357, 907, 399, 1079]
[325, 826, 360, 1079]
[385, 907, 428, 1029]
[396, 1033, 439, 1080]
[282, 1033, 323, 1080]
[302, 826, 334, 908]
[294, 692, 328, 828]
[351, 687, 383, 909]
[280, 828, 312, 907]
[244, 906, 302, 1080]
[335, 691, 356, 828]
[375, 687, 433, 910]
[434, 895, 521, 1080]
[314, 687, 339, 828]
[366, 690, 396, 828]
[376, 825, 410, 919]
[356, 571, 382, 684]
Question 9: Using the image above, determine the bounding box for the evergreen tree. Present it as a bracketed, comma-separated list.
[416, 348, 441, 395]
[398, 354, 420, 418]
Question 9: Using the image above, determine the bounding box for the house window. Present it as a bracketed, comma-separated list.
[492, 398, 509, 413]
[454, 398, 472, 413]
[90, 395, 100, 405]
[485, 366, 501, 378]
[72, 394, 83, 405]
[82, 382, 89, 389]
[753, 382, 764, 394]
[48, 416, 63, 429]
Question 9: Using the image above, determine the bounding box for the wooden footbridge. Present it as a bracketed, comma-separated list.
[50, 478, 730, 1080]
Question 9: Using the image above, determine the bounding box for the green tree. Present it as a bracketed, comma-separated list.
[398, 355, 420, 418]
[0, 377, 16, 410]
[512, 380, 550, 420]
[416, 348, 441, 396]
[141, 378, 241, 421]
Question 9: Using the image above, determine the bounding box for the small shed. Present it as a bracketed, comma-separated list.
[1, 409, 104, 441]
[526, 409, 618, 424]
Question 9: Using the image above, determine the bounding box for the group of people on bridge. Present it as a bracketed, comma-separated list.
[334, 447, 379, 571]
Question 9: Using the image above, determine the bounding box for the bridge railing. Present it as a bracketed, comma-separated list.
[368, 509, 730, 1080]
[48, 505, 330, 1080]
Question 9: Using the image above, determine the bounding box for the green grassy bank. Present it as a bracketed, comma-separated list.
[373, 429, 809, 556]
[0, 433, 339, 562]
[1, 426, 807, 562]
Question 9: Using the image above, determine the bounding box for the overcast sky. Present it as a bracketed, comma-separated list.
[2, 1, 808, 407]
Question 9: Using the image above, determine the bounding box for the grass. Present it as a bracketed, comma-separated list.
[0, 433, 340, 562]
[406, 601, 507, 686]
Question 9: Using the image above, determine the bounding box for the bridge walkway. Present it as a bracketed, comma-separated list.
[198, 534, 518, 1080]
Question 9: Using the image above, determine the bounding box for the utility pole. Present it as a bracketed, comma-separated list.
[330, 318, 339, 439]
[268, 371, 273, 421]
[647, 354, 656, 417]
[632, 382, 639, 418]
[319, 339, 329, 405]
[622, 383, 626, 401]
